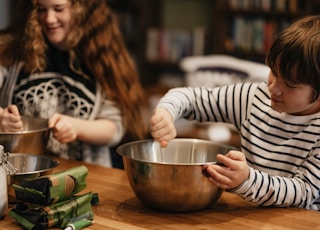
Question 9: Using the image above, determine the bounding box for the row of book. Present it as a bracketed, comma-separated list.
[228, 16, 290, 53]
[145, 27, 210, 63]
[228, 0, 303, 12]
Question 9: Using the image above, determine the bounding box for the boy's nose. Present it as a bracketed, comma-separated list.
[268, 80, 282, 96]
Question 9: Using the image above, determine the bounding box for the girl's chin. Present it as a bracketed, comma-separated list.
[45, 34, 65, 46]
[47, 38, 61, 44]
[47, 40, 67, 50]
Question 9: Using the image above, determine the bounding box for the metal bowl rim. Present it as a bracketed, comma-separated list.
[8, 153, 59, 175]
[0, 127, 51, 135]
[123, 157, 217, 166]
[117, 138, 238, 166]
[0, 115, 51, 134]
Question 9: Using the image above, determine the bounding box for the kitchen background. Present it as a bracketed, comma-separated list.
[105, 0, 320, 85]
[106, 0, 320, 143]
[1, 0, 320, 165]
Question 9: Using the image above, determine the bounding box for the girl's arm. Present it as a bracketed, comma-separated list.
[49, 98, 124, 146]
[49, 114, 118, 145]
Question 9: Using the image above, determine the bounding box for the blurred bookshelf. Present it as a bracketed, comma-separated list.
[108, 0, 320, 88]
[223, 0, 315, 62]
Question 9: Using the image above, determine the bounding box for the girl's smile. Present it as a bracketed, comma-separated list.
[37, 0, 72, 50]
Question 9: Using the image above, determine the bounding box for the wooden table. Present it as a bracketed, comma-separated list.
[1, 158, 320, 230]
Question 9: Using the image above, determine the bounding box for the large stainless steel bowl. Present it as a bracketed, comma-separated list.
[7, 153, 59, 202]
[117, 138, 237, 212]
[0, 116, 51, 155]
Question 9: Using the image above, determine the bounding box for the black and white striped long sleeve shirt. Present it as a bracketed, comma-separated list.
[156, 82, 320, 210]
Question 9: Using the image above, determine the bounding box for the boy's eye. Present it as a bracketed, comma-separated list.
[285, 81, 298, 88]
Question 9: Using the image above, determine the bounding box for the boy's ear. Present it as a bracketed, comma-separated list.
[312, 90, 320, 102]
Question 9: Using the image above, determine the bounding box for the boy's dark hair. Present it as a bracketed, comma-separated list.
[266, 15, 320, 100]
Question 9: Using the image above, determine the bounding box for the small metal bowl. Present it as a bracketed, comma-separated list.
[117, 138, 237, 212]
[0, 116, 51, 155]
[7, 153, 59, 202]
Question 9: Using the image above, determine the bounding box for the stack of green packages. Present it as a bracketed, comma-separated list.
[9, 165, 97, 230]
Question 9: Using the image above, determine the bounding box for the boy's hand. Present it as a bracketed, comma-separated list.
[150, 108, 176, 147]
[0, 104, 23, 132]
[203, 150, 250, 190]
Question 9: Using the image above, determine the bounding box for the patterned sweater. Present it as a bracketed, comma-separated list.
[156, 82, 320, 210]
[0, 46, 124, 167]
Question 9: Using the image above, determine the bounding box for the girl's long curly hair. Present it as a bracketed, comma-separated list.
[0, 0, 147, 140]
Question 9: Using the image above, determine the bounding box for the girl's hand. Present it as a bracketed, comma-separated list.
[0, 105, 23, 132]
[150, 108, 176, 147]
[49, 113, 78, 143]
[203, 150, 250, 190]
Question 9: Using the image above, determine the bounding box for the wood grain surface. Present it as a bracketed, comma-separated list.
[1, 157, 319, 230]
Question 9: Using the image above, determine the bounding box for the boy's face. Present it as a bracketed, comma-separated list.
[267, 71, 320, 115]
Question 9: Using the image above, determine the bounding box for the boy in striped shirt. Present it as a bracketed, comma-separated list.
[150, 15, 320, 210]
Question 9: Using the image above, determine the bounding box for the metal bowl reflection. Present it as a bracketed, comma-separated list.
[7, 153, 59, 202]
[0, 116, 51, 155]
[117, 138, 237, 212]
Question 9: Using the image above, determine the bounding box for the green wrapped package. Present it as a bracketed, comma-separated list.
[9, 192, 93, 230]
[12, 166, 88, 206]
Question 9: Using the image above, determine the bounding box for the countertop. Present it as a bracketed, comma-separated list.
[1, 157, 320, 230]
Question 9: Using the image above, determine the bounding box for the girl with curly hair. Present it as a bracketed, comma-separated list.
[0, 0, 147, 167]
